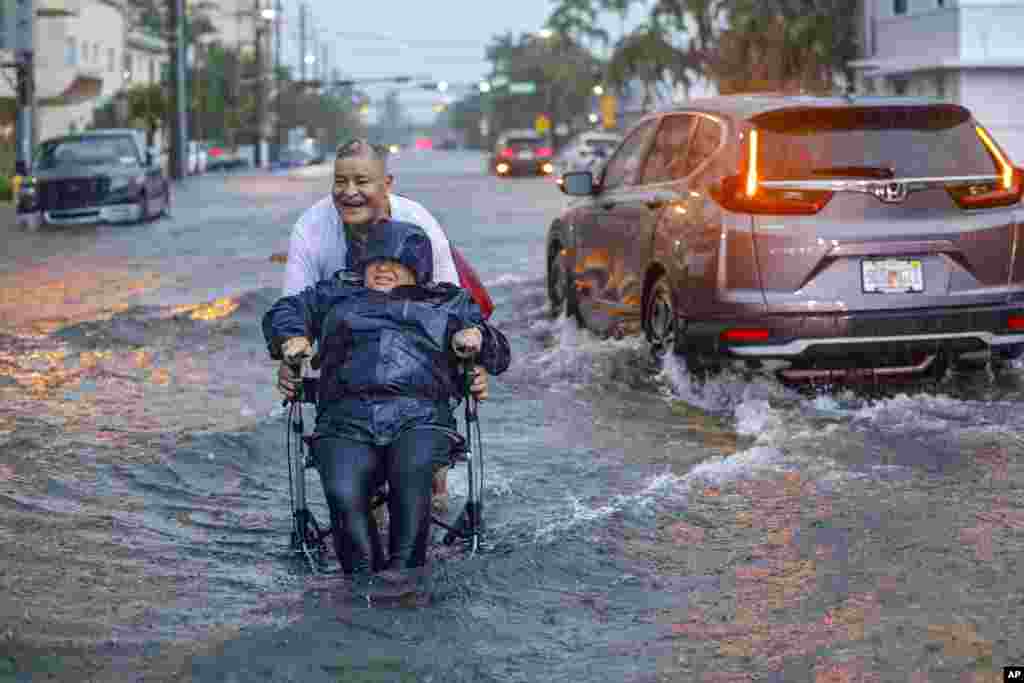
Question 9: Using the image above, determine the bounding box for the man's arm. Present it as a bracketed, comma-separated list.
[282, 224, 318, 297]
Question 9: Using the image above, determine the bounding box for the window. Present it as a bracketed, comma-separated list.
[108, 47, 115, 72]
[893, 0, 907, 14]
[683, 118, 724, 176]
[752, 106, 996, 179]
[600, 120, 657, 190]
[641, 115, 697, 184]
[65, 37, 77, 66]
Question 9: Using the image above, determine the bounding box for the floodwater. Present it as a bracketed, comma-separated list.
[0, 152, 1021, 682]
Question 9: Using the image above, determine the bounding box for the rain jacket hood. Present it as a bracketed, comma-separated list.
[354, 220, 434, 286]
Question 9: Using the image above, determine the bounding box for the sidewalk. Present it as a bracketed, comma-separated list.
[1, 201, 14, 234]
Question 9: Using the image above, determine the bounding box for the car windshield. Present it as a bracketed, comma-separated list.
[36, 136, 140, 169]
[505, 138, 542, 147]
[752, 105, 998, 180]
[585, 140, 619, 153]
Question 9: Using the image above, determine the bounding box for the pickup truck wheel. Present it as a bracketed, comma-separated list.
[137, 193, 151, 223]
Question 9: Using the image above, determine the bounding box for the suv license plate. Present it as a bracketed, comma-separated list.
[518, 151, 534, 160]
[862, 258, 924, 293]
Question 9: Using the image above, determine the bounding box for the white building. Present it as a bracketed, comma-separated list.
[0, 0, 166, 144]
[851, 0, 1024, 162]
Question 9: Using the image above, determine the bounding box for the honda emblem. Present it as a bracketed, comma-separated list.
[872, 182, 908, 203]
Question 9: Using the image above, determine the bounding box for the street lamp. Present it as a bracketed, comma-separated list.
[593, 84, 604, 96]
[253, 0, 274, 168]
[478, 81, 491, 93]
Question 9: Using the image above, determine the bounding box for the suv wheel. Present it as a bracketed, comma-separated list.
[644, 274, 676, 359]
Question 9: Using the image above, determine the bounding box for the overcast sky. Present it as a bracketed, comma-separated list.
[280, 0, 648, 124]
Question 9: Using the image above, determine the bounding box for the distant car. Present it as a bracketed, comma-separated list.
[206, 144, 249, 171]
[274, 148, 315, 169]
[17, 128, 170, 227]
[554, 131, 622, 178]
[549, 95, 1024, 382]
[490, 130, 554, 177]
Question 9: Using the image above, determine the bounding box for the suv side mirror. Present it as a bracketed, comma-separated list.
[561, 170, 595, 196]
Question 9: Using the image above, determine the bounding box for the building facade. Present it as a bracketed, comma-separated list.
[0, 0, 167, 146]
[851, 0, 1024, 162]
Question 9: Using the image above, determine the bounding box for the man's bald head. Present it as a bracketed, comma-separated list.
[333, 139, 393, 226]
[335, 139, 389, 173]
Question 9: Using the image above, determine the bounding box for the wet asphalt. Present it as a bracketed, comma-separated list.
[0, 152, 1022, 682]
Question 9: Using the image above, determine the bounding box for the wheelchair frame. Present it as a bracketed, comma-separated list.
[284, 371, 485, 573]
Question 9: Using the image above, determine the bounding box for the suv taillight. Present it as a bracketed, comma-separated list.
[946, 126, 1023, 210]
[537, 147, 553, 157]
[710, 129, 834, 216]
[500, 148, 515, 159]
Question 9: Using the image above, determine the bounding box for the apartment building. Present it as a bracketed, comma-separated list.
[850, 0, 1024, 162]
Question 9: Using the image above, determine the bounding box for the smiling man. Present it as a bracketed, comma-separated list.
[279, 139, 488, 507]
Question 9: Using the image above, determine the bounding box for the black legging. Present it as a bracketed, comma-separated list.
[315, 428, 450, 575]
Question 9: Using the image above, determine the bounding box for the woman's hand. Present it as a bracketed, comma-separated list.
[452, 327, 483, 359]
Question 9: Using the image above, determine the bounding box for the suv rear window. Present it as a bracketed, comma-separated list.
[751, 105, 999, 180]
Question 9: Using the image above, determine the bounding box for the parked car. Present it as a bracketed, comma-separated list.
[274, 147, 316, 169]
[554, 131, 622, 179]
[17, 128, 170, 228]
[548, 95, 1024, 381]
[489, 129, 554, 177]
[206, 144, 250, 171]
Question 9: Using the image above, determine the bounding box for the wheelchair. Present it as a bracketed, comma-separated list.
[283, 371, 486, 572]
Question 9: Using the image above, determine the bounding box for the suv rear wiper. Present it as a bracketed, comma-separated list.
[810, 165, 895, 179]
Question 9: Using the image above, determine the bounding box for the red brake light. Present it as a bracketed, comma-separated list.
[500, 148, 515, 158]
[1008, 315, 1024, 330]
[537, 147, 553, 157]
[947, 127, 1023, 209]
[720, 328, 771, 343]
[709, 128, 833, 216]
[209, 147, 223, 157]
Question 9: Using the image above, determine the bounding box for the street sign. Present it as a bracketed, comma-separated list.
[535, 114, 551, 134]
[508, 81, 536, 95]
[600, 94, 617, 130]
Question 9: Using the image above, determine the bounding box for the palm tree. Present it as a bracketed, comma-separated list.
[607, 20, 699, 109]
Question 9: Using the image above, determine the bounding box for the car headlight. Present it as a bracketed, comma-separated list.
[109, 175, 145, 192]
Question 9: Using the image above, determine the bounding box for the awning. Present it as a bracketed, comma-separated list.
[38, 74, 103, 107]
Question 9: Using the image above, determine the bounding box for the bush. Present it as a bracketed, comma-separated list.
[0, 175, 12, 202]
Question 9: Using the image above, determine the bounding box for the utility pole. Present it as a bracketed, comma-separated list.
[273, 0, 281, 163]
[169, 0, 188, 179]
[253, 0, 264, 168]
[13, 0, 34, 177]
[299, 2, 306, 83]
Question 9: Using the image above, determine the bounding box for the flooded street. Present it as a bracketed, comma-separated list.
[1, 152, 1022, 682]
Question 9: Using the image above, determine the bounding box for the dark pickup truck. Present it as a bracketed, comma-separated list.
[17, 128, 171, 229]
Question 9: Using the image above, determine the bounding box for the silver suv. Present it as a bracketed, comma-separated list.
[547, 95, 1024, 381]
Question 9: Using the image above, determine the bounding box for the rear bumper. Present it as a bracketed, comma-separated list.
[689, 304, 1024, 360]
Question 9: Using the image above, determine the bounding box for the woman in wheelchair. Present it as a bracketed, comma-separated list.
[262, 220, 510, 576]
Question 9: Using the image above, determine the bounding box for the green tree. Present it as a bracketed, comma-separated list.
[126, 83, 168, 147]
[607, 19, 700, 109]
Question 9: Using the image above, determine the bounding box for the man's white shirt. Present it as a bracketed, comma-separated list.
[283, 194, 458, 296]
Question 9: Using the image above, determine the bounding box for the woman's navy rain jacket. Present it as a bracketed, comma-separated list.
[263, 279, 510, 444]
